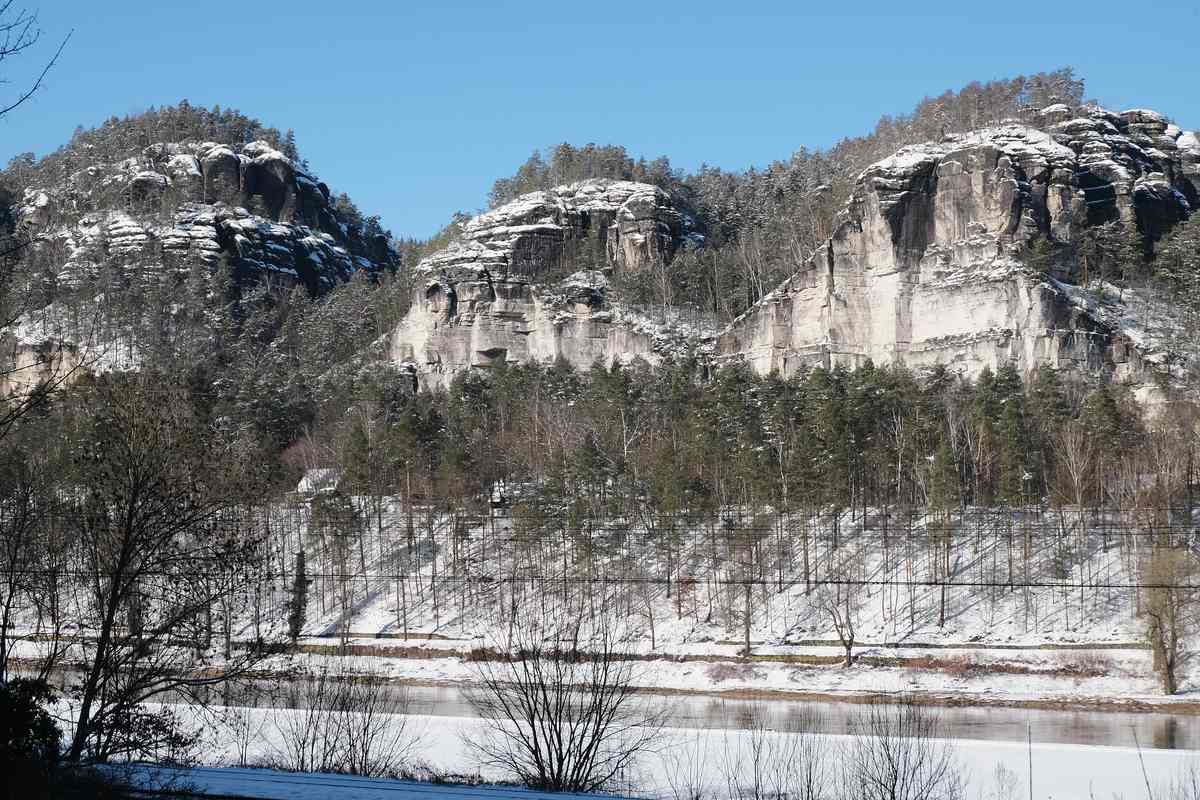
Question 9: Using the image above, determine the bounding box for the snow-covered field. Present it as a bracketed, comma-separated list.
[247, 643, 1174, 709]
[121, 703, 1200, 799]
[15, 500, 1197, 709]
[221, 500, 1200, 707]
[122, 764, 629, 800]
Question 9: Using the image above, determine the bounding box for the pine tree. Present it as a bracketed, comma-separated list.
[994, 364, 1029, 506]
[997, 400, 1029, 506]
[1025, 236, 1058, 277]
[928, 439, 960, 512]
[287, 549, 308, 642]
[281, 129, 298, 162]
[970, 366, 1001, 504]
[1025, 366, 1069, 497]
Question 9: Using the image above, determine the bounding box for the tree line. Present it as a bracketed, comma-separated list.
[306, 357, 1192, 523]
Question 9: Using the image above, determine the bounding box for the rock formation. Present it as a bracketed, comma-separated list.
[716, 107, 1198, 385]
[14, 139, 394, 295]
[394, 108, 1197, 393]
[390, 180, 710, 389]
[3, 138, 396, 396]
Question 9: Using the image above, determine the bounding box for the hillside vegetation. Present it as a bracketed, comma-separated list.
[2, 69, 1200, 768]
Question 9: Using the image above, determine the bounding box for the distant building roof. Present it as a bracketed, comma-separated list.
[296, 468, 339, 495]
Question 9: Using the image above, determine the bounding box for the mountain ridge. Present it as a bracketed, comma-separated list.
[387, 104, 1198, 395]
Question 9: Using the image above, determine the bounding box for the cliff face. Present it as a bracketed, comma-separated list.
[717, 107, 1198, 383]
[14, 139, 395, 295]
[393, 108, 1199, 391]
[390, 180, 709, 389]
[2, 137, 397, 397]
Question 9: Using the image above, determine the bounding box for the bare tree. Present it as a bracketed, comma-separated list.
[62, 375, 275, 762]
[0, 443, 48, 681]
[660, 728, 711, 800]
[220, 703, 266, 769]
[982, 763, 1020, 800]
[0, 4, 74, 446]
[270, 660, 419, 777]
[719, 705, 831, 800]
[462, 597, 664, 792]
[1141, 545, 1195, 695]
[843, 699, 965, 800]
[0, 2, 70, 119]
[818, 545, 862, 667]
[1165, 760, 1200, 800]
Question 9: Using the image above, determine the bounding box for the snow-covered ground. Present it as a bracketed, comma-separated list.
[244, 643, 1174, 709]
[116, 703, 1200, 799]
[250, 501, 1200, 706]
[15, 501, 1197, 709]
[260, 502, 1163, 648]
[121, 764, 622, 800]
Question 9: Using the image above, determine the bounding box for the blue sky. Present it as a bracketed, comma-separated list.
[2, 0, 1196, 239]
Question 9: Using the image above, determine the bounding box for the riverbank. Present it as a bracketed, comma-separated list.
[246, 634, 1192, 715]
[16, 631, 1191, 715]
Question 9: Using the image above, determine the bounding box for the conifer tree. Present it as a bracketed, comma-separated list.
[997, 401, 1029, 506]
[288, 549, 308, 642]
[928, 440, 960, 512]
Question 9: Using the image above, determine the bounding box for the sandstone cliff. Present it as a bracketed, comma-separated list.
[3, 137, 397, 395]
[716, 107, 1198, 385]
[390, 179, 711, 389]
[13, 139, 394, 295]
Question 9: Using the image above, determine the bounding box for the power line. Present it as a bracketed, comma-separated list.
[2, 565, 1195, 591]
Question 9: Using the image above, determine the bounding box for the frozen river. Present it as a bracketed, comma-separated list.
[177, 678, 1200, 750]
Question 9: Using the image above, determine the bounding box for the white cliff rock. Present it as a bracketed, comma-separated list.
[395, 110, 1198, 391]
[4, 136, 399, 393]
[390, 179, 709, 389]
[717, 108, 1197, 384]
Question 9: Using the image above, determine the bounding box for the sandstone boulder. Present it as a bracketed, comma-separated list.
[128, 170, 168, 211]
[200, 145, 241, 205]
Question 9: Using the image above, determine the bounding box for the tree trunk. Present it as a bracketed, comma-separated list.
[743, 581, 752, 658]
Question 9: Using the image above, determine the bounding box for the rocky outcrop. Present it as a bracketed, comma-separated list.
[16, 139, 394, 294]
[2, 137, 397, 395]
[717, 107, 1197, 384]
[390, 180, 708, 389]
[420, 179, 687, 283]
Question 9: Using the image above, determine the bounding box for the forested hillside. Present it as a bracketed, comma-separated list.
[484, 69, 1090, 319]
[0, 103, 421, 453]
[3, 69, 1200, 770]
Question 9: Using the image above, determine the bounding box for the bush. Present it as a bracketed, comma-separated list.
[269, 661, 419, 777]
[0, 679, 62, 796]
[0, 679, 136, 798]
[0, 679, 133, 798]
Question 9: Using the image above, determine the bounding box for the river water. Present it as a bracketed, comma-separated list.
[132, 678, 1200, 752]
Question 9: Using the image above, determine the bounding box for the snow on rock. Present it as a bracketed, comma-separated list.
[4, 135, 397, 390]
[390, 179, 711, 390]
[16, 136, 392, 295]
[1179, 130, 1200, 193]
[419, 179, 687, 282]
[17, 190, 51, 226]
[717, 108, 1198, 388]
